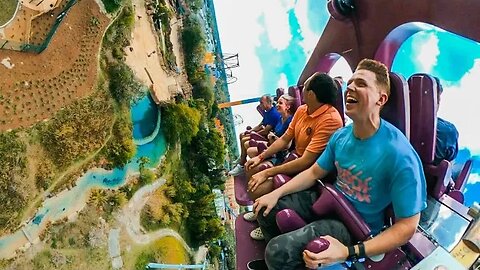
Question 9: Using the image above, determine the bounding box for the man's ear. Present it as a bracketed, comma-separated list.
[377, 92, 388, 107]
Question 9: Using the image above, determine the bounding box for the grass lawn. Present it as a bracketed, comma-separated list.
[0, 0, 17, 26]
[124, 236, 191, 270]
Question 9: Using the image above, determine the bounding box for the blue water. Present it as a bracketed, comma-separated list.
[132, 94, 159, 140]
[0, 94, 166, 257]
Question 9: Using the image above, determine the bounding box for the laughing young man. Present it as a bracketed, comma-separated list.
[252, 59, 427, 269]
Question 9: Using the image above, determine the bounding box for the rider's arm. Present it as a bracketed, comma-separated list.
[271, 162, 329, 198]
[263, 150, 320, 177]
[363, 153, 426, 257]
[257, 124, 274, 137]
[361, 214, 419, 257]
[251, 122, 264, 132]
[258, 132, 292, 160]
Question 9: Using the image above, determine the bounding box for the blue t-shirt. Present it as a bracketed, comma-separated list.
[273, 115, 293, 137]
[316, 119, 427, 235]
[435, 117, 459, 165]
[262, 107, 281, 128]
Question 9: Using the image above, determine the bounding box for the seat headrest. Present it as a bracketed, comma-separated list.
[274, 88, 285, 102]
[380, 72, 410, 139]
[288, 85, 303, 111]
[408, 73, 438, 163]
[333, 78, 345, 125]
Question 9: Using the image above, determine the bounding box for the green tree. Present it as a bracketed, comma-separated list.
[89, 189, 108, 210]
[192, 81, 214, 107]
[108, 62, 143, 103]
[184, 122, 226, 187]
[161, 103, 201, 145]
[0, 131, 28, 233]
[104, 114, 136, 167]
[187, 0, 203, 12]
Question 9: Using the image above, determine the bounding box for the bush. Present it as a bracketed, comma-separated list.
[181, 15, 207, 85]
[102, 0, 126, 14]
[192, 81, 214, 107]
[35, 158, 56, 190]
[103, 5, 135, 51]
[0, 131, 29, 233]
[103, 112, 136, 168]
[108, 62, 144, 104]
[39, 95, 113, 168]
[161, 103, 201, 145]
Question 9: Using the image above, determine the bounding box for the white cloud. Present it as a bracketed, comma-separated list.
[468, 173, 480, 185]
[258, 0, 293, 51]
[277, 73, 288, 89]
[414, 32, 440, 73]
[294, 0, 320, 57]
[438, 58, 480, 154]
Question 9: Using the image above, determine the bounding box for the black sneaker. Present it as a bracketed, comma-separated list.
[247, 259, 268, 270]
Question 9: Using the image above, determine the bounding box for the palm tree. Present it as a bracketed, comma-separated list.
[89, 189, 107, 210]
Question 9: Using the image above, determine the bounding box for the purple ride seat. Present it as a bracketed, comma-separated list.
[275, 72, 413, 270]
[407, 74, 465, 203]
[333, 77, 346, 125]
[382, 72, 410, 139]
[288, 85, 303, 112]
[235, 213, 267, 270]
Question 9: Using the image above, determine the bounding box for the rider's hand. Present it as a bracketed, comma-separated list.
[245, 156, 261, 171]
[267, 132, 277, 144]
[303, 235, 348, 268]
[248, 170, 269, 192]
[253, 191, 280, 217]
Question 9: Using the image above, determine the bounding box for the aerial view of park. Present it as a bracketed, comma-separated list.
[0, 0, 237, 268]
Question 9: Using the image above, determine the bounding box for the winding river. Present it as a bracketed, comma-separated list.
[0, 94, 166, 259]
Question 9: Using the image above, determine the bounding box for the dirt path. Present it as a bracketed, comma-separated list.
[125, 0, 178, 102]
[169, 16, 184, 70]
[116, 178, 190, 248]
[117, 178, 212, 265]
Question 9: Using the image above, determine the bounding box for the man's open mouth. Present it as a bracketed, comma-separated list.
[346, 96, 358, 104]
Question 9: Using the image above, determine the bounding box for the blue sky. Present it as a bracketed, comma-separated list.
[213, 0, 478, 206]
[212, 0, 351, 133]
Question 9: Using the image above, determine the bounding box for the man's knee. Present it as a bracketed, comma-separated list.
[265, 235, 288, 268]
[248, 181, 273, 200]
[247, 147, 258, 158]
[241, 136, 250, 147]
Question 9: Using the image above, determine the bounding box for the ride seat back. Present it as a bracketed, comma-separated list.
[408, 73, 437, 162]
[408, 73, 451, 199]
[333, 78, 345, 125]
[275, 87, 285, 100]
[380, 72, 411, 139]
[312, 184, 372, 240]
[288, 85, 303, 111]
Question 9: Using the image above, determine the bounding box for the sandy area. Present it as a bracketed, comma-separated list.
[23, 0, 59, 12]
[169, 17, 184, 70]
[124, 0, 179, 102]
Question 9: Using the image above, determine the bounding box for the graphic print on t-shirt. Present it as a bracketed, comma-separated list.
[335, 161, 372, 203]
